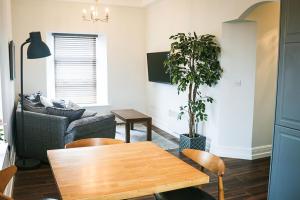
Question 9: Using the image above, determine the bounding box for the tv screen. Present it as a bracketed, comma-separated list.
[147, 52, 171, 84]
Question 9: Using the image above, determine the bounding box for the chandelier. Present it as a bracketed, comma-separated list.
[82, 0, 109, 23]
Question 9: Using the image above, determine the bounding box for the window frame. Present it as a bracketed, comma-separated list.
[46, 32, 108, 106]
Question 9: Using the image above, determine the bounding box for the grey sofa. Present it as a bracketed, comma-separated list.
[16, 106, 116, 162]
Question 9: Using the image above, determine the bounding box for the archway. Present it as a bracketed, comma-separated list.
[214, 1, 280, 159]
[239, 1, 277, 19]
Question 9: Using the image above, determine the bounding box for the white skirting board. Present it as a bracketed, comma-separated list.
[211, 144, 272, 160]
[151, 119, 272, 160]
[251, 145, 273, 160]
[146, 116, 272, 160]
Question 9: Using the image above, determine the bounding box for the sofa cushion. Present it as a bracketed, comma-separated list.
[81, 110, 97, 118]
[20, 92, 42, 103]
[67, 114, 115, 132]
[23, 103, 46, 114]
[46, 107, 85, 122]
[40, 96, 54, 107]
[23, 98, 46, 114]
[66, 100, 97, 118]
[23, 98, 44, 107]
[52, 99, 66, 108]
[66, 100, 81, 109]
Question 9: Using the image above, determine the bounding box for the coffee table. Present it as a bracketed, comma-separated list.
[111, 109, 152, 143]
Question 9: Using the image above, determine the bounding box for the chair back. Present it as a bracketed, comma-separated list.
[182, 149, 225, 200]
[0, 166, 17, 194]
[0, 165, 17, 200]
[0, 193, 13, 200]
[65, 138, 124, 149]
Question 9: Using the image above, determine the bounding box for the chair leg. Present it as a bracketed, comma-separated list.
[153, 194, 161, 200]
[218, 176, 225, 200]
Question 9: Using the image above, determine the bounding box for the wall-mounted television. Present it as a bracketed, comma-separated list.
[147, 51, 171, 84]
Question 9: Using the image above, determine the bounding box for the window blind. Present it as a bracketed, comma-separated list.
[53, 33, 98, 104]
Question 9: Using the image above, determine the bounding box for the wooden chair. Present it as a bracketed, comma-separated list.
[65, 138, 124, 149]
[0, 166, 17, 200]
[154, 149, 225, 200]
[0, 193, 13, 200]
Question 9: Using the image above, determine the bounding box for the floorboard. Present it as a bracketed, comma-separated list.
[13, 127, 270, 200]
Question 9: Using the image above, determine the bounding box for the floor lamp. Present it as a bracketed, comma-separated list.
[15, 32, 51, 170]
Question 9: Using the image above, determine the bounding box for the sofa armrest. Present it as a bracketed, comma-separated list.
[16, 110, 69, 162]
[65, 114, 116, 144]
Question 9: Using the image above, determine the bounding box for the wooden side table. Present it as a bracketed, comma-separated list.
[111, 109, 152, 143]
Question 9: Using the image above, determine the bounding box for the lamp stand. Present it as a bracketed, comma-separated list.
[15, 39, 41, 170]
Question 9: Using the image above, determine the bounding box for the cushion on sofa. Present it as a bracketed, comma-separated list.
[81, 110, 97, 118]
[23, 98, 46, 114]
[66, 100, 81, 109]
[66, 100, 97, 118]
[23, 98, 44, 107]
[23, 103, 47, 114]
[40, 96, 54, 107]
[52, 99, 66, 108]
[46, 107, 85, 122]
[67, 114, 115, 132]
[19, 92, 42, 103]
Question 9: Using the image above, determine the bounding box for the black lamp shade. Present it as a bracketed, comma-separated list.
[27, 32, 51, 59]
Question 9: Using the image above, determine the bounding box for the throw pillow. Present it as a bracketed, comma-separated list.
[22, 98, 46, 114]
[46, 107, 85, 122]
[23, 103, 46, 114]
[24, 105, 46, 114]
[52, 99, 66, 108]
[66, 100, 81, 109]
[66, 100, 97, 119]
[81, 110, 97, 118]
[19, 91, 42, 102]
[40, 96, 54, 107]
[28, 92, 42, 102]
[23, 98, 44, 107]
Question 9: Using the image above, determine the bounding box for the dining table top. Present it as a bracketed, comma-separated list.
[47, 141, 209, 200]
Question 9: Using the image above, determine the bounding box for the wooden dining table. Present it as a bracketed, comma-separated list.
[47, 142, 209, 200]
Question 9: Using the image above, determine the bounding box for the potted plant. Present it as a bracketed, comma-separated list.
[164, 32, 223, 152]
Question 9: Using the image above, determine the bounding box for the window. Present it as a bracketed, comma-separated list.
[53, 33, 98, 104]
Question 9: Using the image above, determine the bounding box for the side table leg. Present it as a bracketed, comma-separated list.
[125, 122, 130, 143]
[147, 118, 152, 141]
[130, 122, 134, 130]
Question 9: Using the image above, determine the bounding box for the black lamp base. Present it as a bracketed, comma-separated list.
[15, 158, 41, 170]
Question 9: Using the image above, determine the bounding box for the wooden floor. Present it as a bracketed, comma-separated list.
[13, 127, 270, 200]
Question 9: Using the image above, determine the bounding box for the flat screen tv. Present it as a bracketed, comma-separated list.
[147, 51, 171, 84]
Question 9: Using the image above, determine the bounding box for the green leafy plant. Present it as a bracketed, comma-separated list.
[164, 32, 223, 138]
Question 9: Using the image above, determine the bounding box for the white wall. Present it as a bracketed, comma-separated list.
[245, 3, 280, 148]
[0, 1, 17, 196]
[145, 0, 279, 159]
[10, 0, 279, 160]
[217, 21, 257, 159]
[11, 0, 147, 113]
[0, 0, 16, 149]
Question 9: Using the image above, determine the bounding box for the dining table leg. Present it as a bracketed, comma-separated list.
[147, 118, 152, 141]
[125, 122, 130, 143]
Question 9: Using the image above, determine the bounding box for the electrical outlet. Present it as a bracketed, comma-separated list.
[234, 80, 242, 87]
